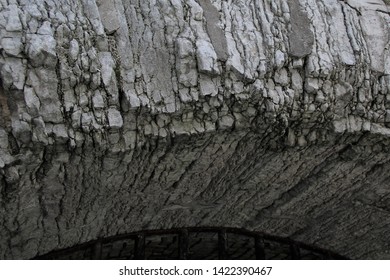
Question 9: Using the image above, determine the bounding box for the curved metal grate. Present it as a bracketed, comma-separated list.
[33, 227, 348, 260]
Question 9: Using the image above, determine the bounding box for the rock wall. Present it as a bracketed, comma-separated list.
[0, 0, 390, 259]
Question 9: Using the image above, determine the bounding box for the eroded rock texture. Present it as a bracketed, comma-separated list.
[0, 0, 390, 259]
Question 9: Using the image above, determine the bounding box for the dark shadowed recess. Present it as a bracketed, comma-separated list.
[33, 227, 348, 260]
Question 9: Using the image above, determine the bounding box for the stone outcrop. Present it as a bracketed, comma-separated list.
[0, 0, 390, 259]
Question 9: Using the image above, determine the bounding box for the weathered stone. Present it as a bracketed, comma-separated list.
[1, 37, 23, 57]
[107, 108, 123, 129]
[197, 0, 228, 61]
[96, 0, 121, 34]
[199, 76, 218, 97]
[53, 124, 68, 142]
[23, 89, 39, 118]
[0, 128, 8, 149]
[287, 0, 314, 58]
[92, 90, 105, 109]
[218, 115, 234, 129]
[0, 0, 390, 261]
[27, 34, 57, 68]
[196, 39, 219, 75]
[11, 120, 31, 144]
[31, 117, 48, 144]
[0, 57, 25, 90]
[36, 21, 53, 36]
[5, 4, 22, 32]
[68, 39, 80, 62]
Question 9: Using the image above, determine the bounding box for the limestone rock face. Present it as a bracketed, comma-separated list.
[0, 0, 390, 259]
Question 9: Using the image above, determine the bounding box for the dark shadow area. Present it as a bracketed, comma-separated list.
[33, 227, 348, 260]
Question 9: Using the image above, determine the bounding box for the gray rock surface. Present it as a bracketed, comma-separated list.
[0, 0, 390, 259]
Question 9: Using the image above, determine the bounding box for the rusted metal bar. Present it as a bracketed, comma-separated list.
[218, 229, 228, 260]
[33, 227, 348, 260]
[134, 234, 145, 260]
[179, 229, 189, 260]
[255, 236, 266, 260]
[290, 243, 301, 260]
[92, 241, 102, 260]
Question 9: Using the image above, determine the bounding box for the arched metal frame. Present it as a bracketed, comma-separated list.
[34, 227, 348, 260]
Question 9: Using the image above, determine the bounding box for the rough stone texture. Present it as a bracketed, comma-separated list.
[0, 0, 390, 259]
